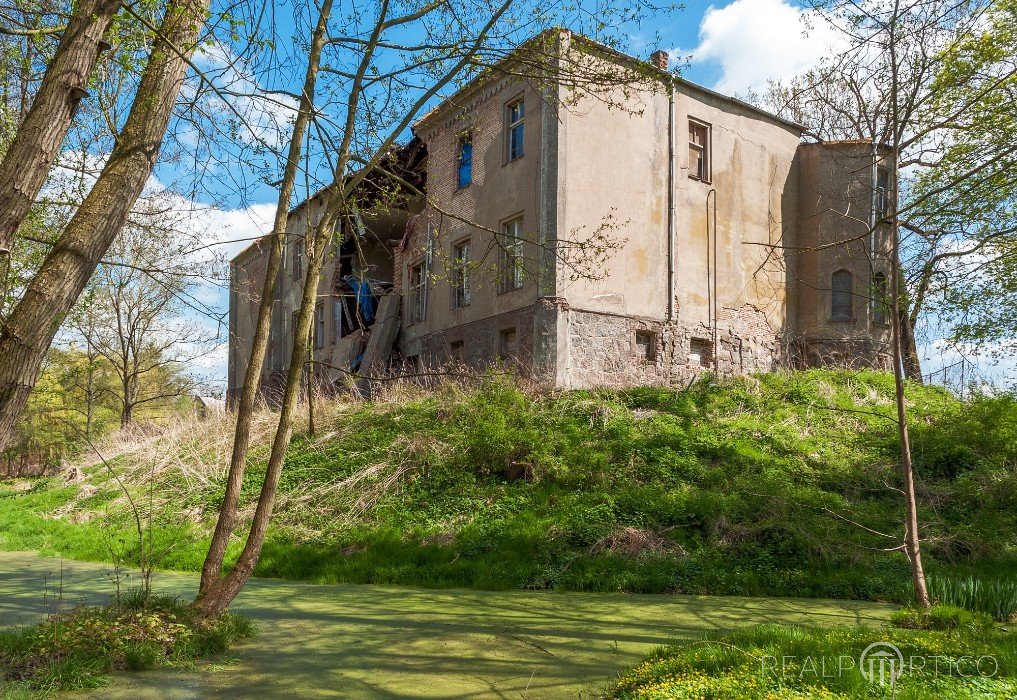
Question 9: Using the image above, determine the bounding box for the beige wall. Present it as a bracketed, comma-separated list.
[402, 73, 548, 362]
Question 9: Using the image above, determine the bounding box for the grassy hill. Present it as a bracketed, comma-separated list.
[2, 370, 1015, 606]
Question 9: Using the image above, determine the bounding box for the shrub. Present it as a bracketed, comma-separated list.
[0, 596, 254, 694]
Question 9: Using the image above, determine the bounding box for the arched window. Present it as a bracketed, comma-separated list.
[831, 269, 853, 320]
[872, 272, 889, 325]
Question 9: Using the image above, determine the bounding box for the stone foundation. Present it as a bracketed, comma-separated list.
[557, 301, 783, 389]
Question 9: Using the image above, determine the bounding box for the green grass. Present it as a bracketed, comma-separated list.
[1, 370, 1016, 610]
[0, 590, 254, 695]
[608, 606, 1017, 699]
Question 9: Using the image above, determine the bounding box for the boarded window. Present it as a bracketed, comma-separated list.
[499, 328, 517, 359]
[452, 239, 471, 308]
[872, 272, 889, 325]
[689, 338, 711, 368]
[831, 269, 853, 320]
[507, 99, 524, 161]
[457, 132, 473, 188]
[689, 120, 710, 181]
[635, 330, 656, 361]
[499, 218, 524, 292]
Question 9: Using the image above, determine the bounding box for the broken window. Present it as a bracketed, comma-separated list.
[872, 272, 889, 325]
[689, 120, 710, 181]
[507, 98, 524, 161]
[450, 339, 465, 360]
[457, 132, 473, 188]
[499, 328, 518, 359]
[831, 269, 853, 320]
[499, 218, 523, 292]
[408, 261, 427, 323]
[689, 337, 711, 368]
[452, 239, 471, 308]
[635, 330, 656, 361]
[314, 302, 325, 348]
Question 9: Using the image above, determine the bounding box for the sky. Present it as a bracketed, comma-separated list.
[164, 0, 1012, 391]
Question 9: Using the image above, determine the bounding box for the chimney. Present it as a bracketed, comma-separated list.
[650, 50, 669, 71]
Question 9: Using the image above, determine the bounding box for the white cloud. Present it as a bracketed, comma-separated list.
[686, 0, 843, 95]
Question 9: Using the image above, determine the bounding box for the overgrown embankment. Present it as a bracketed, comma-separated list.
[1, 371, 1015, 605]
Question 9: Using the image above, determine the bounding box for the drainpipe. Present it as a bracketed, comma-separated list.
[706, 188, 718, 373]
[666, 79, 676, 322]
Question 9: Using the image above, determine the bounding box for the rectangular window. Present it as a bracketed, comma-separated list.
[450, 339, 464, 360]
[499, 218, 524, 292]
[408, 261, 426, 323]
[457, 132, 473, 188]
[689, 120, 710, 181]
[499, 328, 518, 359]
[876, 168, 890, 220]
[507, 99, 524, 161]
[314, 302, 325, 349]
[452, 239, 471, 308]
[635, 330, 656, 361]
[831, 269, 854, 320]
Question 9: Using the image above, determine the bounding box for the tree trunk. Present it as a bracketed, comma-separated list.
[899, 304, 923, 382]
[0, 0, 211, 454]
[890, 175, 931, 610]
[194, 210, 337, 618]
[0, 0, 121, 288]
[196, 0, 334, 597]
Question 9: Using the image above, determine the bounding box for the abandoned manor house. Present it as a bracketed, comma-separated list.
[228, 32, 896, 400]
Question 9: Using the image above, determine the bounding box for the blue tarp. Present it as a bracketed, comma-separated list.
[343, 276, 376, 323]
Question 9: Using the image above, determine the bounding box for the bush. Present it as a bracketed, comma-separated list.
[0, 596, 254, 694]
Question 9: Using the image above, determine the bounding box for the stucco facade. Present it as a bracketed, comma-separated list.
[228, 32, 893, 399]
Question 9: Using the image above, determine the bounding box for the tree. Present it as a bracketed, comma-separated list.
[760, 0, 1017, 608]
[0, 0, 213, 453]
[761, 0, 1016, 382]
[0, 0, 123, 289]
[69, 212, 216, 427]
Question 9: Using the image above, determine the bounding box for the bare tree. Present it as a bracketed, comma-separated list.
[70, 216, 215, 427]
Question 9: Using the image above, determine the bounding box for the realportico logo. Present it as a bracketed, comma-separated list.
[760, 641, 999, 688]
[859, 642, 905, 686]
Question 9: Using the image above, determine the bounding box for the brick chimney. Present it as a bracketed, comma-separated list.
[650, 50, 669, 71]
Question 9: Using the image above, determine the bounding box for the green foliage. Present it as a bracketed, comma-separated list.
[2, 371, 1016, 608]
[913, 574, 1017, 623]
[889, 604, 997, 635]
[609, 619, 1017, 699]
[0, 596, 254, 694]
